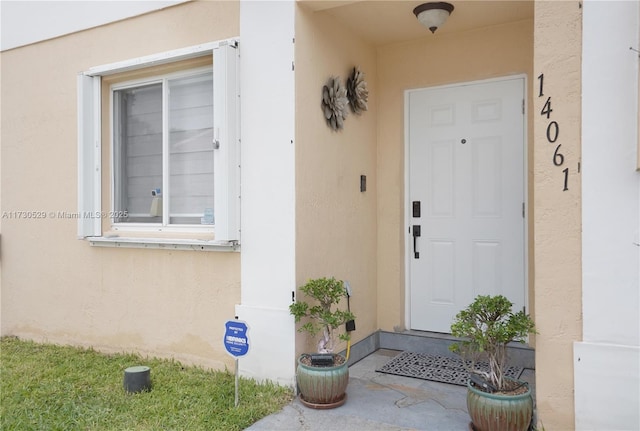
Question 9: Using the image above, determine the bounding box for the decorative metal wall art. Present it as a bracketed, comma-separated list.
[346, 67, 368, 115]
[322, 76, 349, 131]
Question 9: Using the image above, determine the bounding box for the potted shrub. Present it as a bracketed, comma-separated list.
[449, 295, 536, 431]
[289, 277, 355, 409]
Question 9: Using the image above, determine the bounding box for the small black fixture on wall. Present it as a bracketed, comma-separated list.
[360, 175, 367, 192]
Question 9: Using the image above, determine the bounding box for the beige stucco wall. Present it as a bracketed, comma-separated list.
[294, 4, 378, 355]
[0, 1, 241, 370]
[533, 1, 583, 429]
[376, 19, 535, 332]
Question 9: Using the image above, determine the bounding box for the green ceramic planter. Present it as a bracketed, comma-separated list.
[467, 379, 533, 431]
[296, 354, 349, 408]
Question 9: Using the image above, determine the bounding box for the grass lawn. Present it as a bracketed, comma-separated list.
[0, 337, 293, 431]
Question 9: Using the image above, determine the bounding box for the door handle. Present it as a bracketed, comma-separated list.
[412, 225, 421, 259]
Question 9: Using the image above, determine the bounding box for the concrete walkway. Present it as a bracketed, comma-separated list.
[247, 349, 495, 431]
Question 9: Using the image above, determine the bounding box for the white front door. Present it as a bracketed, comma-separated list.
[408, 77, 526, 333]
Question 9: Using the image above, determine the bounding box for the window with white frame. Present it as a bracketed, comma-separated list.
[78, 41, 239, 243]
[112, 69, 214, 225]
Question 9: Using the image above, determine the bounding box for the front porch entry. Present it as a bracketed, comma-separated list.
[406, 76, 527, 333]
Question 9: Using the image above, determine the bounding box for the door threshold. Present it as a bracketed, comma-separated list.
[401, 330, 461, 341]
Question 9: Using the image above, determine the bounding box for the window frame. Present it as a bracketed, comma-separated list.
[78, 39, 240, 247]
[110, 66, 215, 230]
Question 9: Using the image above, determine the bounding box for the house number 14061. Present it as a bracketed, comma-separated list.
[538, 73, 568, 191]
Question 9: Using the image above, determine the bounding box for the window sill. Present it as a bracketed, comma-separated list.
[87, 236, 239, 252]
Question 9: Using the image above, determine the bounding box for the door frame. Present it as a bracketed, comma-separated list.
[403, 74, 530, 332]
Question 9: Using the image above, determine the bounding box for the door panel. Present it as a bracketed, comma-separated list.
[428, 140, 455, 217]
[408, 77, 525, 333]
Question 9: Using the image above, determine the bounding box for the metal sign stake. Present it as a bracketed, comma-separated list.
[235, 358, 239, 407]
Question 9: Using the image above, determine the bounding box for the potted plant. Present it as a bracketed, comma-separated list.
[449, 295, 536, 431]
[289, 277, 355, 409]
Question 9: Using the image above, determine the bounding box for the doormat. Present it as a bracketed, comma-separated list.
[375, 351, 524, 387]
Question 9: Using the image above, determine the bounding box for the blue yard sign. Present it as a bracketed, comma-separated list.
[224, 320, 249, 357]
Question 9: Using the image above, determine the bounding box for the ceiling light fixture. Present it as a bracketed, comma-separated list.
[413, 2, 455, 34]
